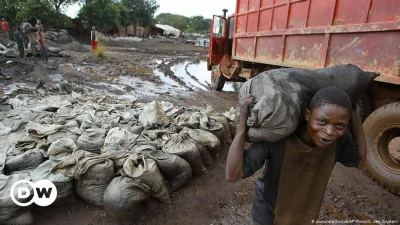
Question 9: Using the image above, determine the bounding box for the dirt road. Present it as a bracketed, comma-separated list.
[1, 38, 399, 225]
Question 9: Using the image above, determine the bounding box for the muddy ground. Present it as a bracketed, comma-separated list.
[1, 38, 399, 225]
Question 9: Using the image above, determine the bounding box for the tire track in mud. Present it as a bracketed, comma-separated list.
[184, 61, 212, 91]
[157, 61, 194, 91]
[157, 57, 212, 92]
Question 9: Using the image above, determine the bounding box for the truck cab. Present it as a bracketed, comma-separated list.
[208, 12, 246, 91]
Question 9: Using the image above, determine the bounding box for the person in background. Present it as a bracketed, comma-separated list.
[91, 26, 99, 52]
[35, 19, 44, 34]
[21, 21, 37, 56]
[37, 26, 48, 62]
[226, 87, 366, 225]
[2, 18, 9, 39]
[27, 30, 37, 56]
[14, 26, 25, 58]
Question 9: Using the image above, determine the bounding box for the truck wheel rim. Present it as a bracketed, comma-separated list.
[373, 124, 400, 174]
[389, 137, 400, 161]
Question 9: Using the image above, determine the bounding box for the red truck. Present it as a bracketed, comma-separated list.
[208, 0, 400, 194]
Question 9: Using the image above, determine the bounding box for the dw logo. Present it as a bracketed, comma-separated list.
[10, 180, 57, 207]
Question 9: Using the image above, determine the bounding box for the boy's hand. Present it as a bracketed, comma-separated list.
[239, 95, 254, 117]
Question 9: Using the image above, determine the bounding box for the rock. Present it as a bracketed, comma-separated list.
[4, 48, 18, 58]
[46, 52, 58, 57]
[0, 37, 11, 46]
[6, 42, 16, 48]
[45, 30, 73, 43]
[58, 51, 71, 57]
[48, 47, 62, 54]
[58, 35, 72, 43]
[62, 42, 89, 52]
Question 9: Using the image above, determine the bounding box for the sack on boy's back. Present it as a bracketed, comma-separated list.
[52, 150, 114, 207]
[146, 150, 192, 192]
[31, 160, 75, 206]
[237, 64, 379, 143]
[0, 174, 34, 225]
[122, 153, 170, 203]
[103, 176, 150, 224]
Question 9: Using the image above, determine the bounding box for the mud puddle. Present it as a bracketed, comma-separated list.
[153, 69, 181, 87]
[171, 61, 207, 90]
[176, 60, 242, 92]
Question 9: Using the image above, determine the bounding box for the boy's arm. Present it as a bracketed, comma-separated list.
[226, 95, 270, 181]
[226, 95, 253, 182]
[349, 104, 367, 169]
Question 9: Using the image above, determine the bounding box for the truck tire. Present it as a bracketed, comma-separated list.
[363, 102, 400, 195]
[211, 69, 225, 91]
[356, 93, 372, 122]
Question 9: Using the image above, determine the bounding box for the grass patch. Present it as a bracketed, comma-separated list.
[95, 42, 105, 57]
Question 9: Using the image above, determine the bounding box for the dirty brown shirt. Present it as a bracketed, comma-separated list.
[243, 131, 360, 225]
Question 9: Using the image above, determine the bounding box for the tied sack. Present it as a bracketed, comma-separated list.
[52, 150, 114, 207]
[122, 153, 170, 204]
[31, 160, 75, 206]
[103, 176, 150, 224]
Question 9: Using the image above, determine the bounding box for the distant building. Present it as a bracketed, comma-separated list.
[105, 24, 181, 38]
[154, 24, 181, 37]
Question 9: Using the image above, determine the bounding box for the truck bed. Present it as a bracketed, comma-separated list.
[233, 0, 400, 84]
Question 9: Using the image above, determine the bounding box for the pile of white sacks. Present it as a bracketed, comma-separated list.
[0, 91, 235, 225]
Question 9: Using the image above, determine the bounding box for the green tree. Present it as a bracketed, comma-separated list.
[202, 18, 212, 32]
[0, 0, 73, 30]
[121, 0, 159, 35]
[188, 16, 205, 33]
[51, 0, 80, 30]
[186, 16, 212, 34]
[78, 0, 126, 31]
[156, 13, 189, 31]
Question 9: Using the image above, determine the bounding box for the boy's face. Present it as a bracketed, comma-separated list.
[305, 104, 350, 148]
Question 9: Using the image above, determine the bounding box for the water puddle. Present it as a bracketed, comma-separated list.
[171, 62, 207, 90]
[153, 69, 181, 87]
[186, 61, 210, 87]
[185, 60, 242, 92]
[117, 76, 186, 98]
